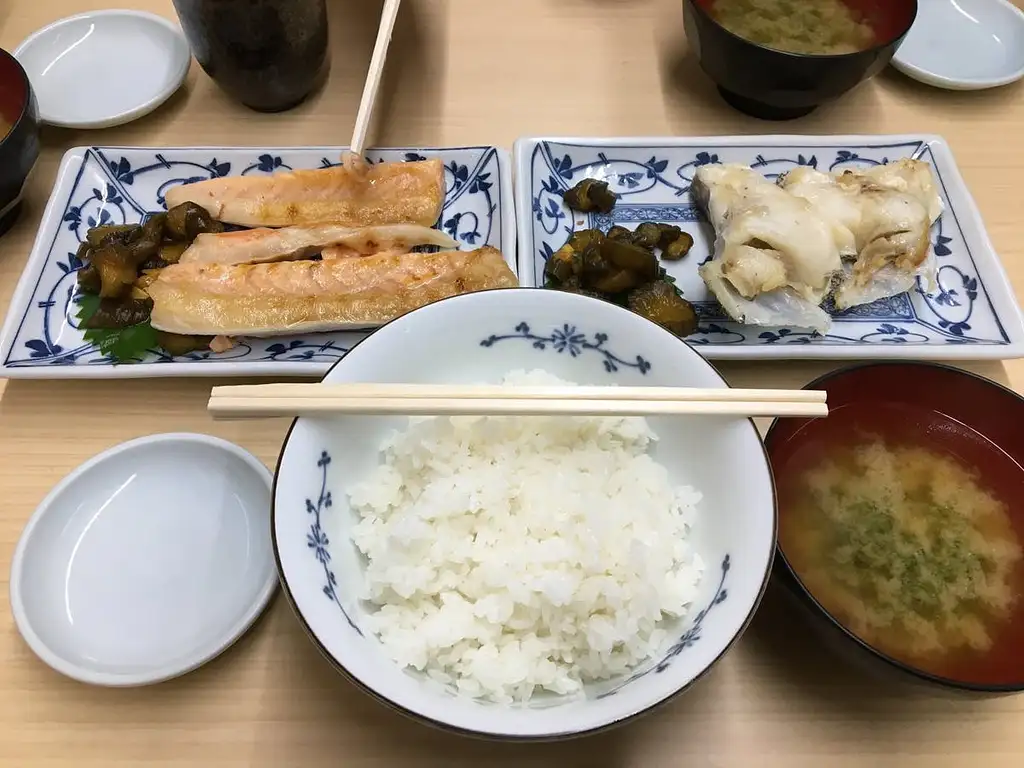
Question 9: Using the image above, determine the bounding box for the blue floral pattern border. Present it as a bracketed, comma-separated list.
[2, 146, 509, 368]
[480, 321, 651, 374]
[306, 450, 361, 636]
[526, 140, 1011, 348]
[597, 554, 730, 699]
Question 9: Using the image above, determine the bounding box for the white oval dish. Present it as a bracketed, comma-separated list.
[13, 10, 191, 129]
[10, 433, 276, 686]
[892, 0, 1024, 90]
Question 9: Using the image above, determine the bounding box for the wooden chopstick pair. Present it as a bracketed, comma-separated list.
[207, 383, 828, 420]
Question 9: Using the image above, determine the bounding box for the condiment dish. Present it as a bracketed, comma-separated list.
[13, 10, 190, 129]
[10, 433, 277, 686]
[892, 0, 1024, 90]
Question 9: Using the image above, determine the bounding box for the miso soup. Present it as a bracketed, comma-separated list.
[708, 0, 878, 55]
[783, 436, 1023, 670]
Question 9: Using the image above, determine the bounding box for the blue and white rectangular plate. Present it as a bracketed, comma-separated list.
[514, 135, 1024, 360]
[0, 145, 516, 378]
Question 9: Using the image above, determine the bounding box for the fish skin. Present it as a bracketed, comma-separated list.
[179, 223, 459, 266]
[163, 159, 445, 228]
[147, 247, 518, 336]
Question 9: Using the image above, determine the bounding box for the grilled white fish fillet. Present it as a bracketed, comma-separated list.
[779, 159, 943, 310]
[179, 223, 458, 266]
[694, 164, 842, 332]
[163, 159, 445, 228]
[147, 247, 518, 336]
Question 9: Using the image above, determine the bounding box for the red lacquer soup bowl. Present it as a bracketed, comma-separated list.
[766, 362, 1024, 692]
[0, 47, 40, 236]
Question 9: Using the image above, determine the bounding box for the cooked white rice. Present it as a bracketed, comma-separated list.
[347, 369, 704, 703]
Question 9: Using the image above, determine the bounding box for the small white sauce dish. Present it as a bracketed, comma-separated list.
[10, 433, 277, 686]
[273, 288, 777, 739]
[13, 10, 191, 129]
[892, 0, 1024, 90]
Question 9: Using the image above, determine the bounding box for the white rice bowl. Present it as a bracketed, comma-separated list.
[272, 288, 776, 739]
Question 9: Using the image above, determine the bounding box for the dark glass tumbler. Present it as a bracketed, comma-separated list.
[171, 0, 330, 112]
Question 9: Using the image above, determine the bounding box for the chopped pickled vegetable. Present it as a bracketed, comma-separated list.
[139, 256, 170, 272]
[567, 228, 605, 251]
[91, 243, 140, 299]
[80, 297, 154, 329]
[600, 239, 658, 281]
[156, 332, 214, 357]
[134, 270, 160, 293]
[540, 201, 699, 332]
[606, 225, 632, 242]
[85, 224, 141, 248]
[628, 281, 699, 336]
[544, 243, 579, 285]
[662, 231, 695, 261]
[553, 277, 607, 301]
[77, 264, 101, 294]
[593, 269, 639, 294]
[631, 222, 663, 250]
[144, 212, 167, 237]
[124, 215, 165, 266]
[655, 224, 683, 250]
[165, 201, 224, 241]
[581, 246, 613, 281]
[158, 242, 189, 265]
[563, 178, 618, 214]
[78, 205, 227, 362]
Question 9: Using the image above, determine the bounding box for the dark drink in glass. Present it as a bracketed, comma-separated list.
[171, 0, 330, 112]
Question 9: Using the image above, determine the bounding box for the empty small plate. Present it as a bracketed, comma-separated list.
[9, 433, 276, 686]
[892, 0, 1024, 90]
[13, 10, 191, 129]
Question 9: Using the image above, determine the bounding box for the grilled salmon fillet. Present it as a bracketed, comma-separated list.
[163, 159, 445, 228]
[147, 247, 518, 336]
[179, 223, 458, 266]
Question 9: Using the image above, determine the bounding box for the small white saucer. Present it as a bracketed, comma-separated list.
[13, 10, 191, 129]
[9, 433, 277, 686]
[892, 0, 1024, 90]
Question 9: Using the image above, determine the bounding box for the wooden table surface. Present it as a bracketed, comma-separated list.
[2, 1, 1024, 765]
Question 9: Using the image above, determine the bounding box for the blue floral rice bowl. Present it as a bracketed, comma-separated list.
[271, 288, 776, 739]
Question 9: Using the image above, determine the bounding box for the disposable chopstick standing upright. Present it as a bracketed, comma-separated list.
[345, 0, 402, 171]
[207, 383, 828, 420]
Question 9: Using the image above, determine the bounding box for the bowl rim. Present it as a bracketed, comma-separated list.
[270, 287, 779, 740]
[684, 0, 919, 60]
[765, 359, 1024, 693]
[0, 46, 33, 145]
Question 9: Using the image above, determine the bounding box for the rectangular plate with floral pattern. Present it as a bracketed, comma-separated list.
[0, 145, 515, 378]
[514, 135, 1024, 360]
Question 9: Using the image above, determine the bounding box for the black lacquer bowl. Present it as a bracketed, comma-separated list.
[0, 48, 40, 237]
[682, 0, 918, 120]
